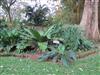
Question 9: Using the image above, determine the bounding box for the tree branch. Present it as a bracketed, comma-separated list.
[9, 0, 16, 6]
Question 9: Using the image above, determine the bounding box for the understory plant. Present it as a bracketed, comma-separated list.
[0, 28, 21, 52]
[38, 23, 93, 66]
[0, 18, 7, 29]
[0, 27, 38, 53]
[45, 23, 93, 51]
[20, 28, 48, 52]
[25, 4, 49, 26]
[39, 43, 77, 66]
[64, 25, 93, 51]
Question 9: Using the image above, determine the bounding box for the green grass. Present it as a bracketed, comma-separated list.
[0, 54, 100, 75]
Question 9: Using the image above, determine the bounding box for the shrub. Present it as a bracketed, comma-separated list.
[20, 28, 48, 51]
[39, 24, 93, 66]
[63, 25, 83, 51]
[25, 4, 49, 26]
[63, 25, 93, 51]
[39, 44, 77, 66]
[44, 22, 63, 39]
[0, 28, 36, 53]
[0, 28, 21, 52]
[0, 18, 7, 29]
[45, 24, 93, 51]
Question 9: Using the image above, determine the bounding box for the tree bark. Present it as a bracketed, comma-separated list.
[56, 0, 62, 17]
[98, 1, 100, 32]
[8, 10, 12, 22]
[80, 0, 100, 41]
[7, 8, 13, 27]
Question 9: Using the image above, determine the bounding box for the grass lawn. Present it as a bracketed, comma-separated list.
[0, 54, 100, 75]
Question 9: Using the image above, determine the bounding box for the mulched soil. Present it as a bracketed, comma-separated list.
[16, 54, 42, 60]
[0, 50, 98, 60]
[0, 52, 43, 60]
[77, 50, 97, 59]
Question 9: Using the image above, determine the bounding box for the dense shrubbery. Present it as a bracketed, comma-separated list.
[25, 4, 49, 26]
[0, 20, 93, 52]
[63, 25, 93, 51]
[0, 28, 21, 52]
[44, 23, 93, 50]
[38, 23, 93, 65]
[0, 19, 94, 66]
[0, 19, 7, 29]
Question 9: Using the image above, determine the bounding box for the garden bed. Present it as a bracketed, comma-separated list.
[77, 50, 97, 59]
[0, 50, 98, 60]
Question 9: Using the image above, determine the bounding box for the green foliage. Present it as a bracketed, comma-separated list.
[20, 28, 48, 52]
[12, 19, 23, 28]
[0, 28, 20, 45]
[25, 4, 49, 25]
[44, 22, 63, 39]
[63, 25, 82, 51]
[0, 22, 93, 54]
[57, 44, 65, 54]
[80, 39, 93, 50]
[38, 42, 48, 51]
[20, 28, 48, 42]
[0, 19, 7, 29]
[16, 40, 30, 53]
[39, 44, 77, 66]
[0, 28, 20, 52]
[0, 27, 37, 53]
[46, 24, 93, 51]
[63, 25, 93, 51]
[38, 50, 57, 61]
[39, 24, 93, 66]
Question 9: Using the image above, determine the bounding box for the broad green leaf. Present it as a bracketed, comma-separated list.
[30, 29, 41, 40]
[58, 44, 65, 54]
[61, 56, 68, 67]
[38, 42, 47, 51]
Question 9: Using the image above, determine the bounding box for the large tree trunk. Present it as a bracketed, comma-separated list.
[98, 1, 100, 32]
[80, 0, 100, 41]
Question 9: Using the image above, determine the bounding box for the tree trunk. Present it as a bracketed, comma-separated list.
[98, 1, 100, 32]
[8, 11, 12, 22]
[56, 0, 62, 18]
[80, 0, 100, 41]
[8, 9, 13, 27]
